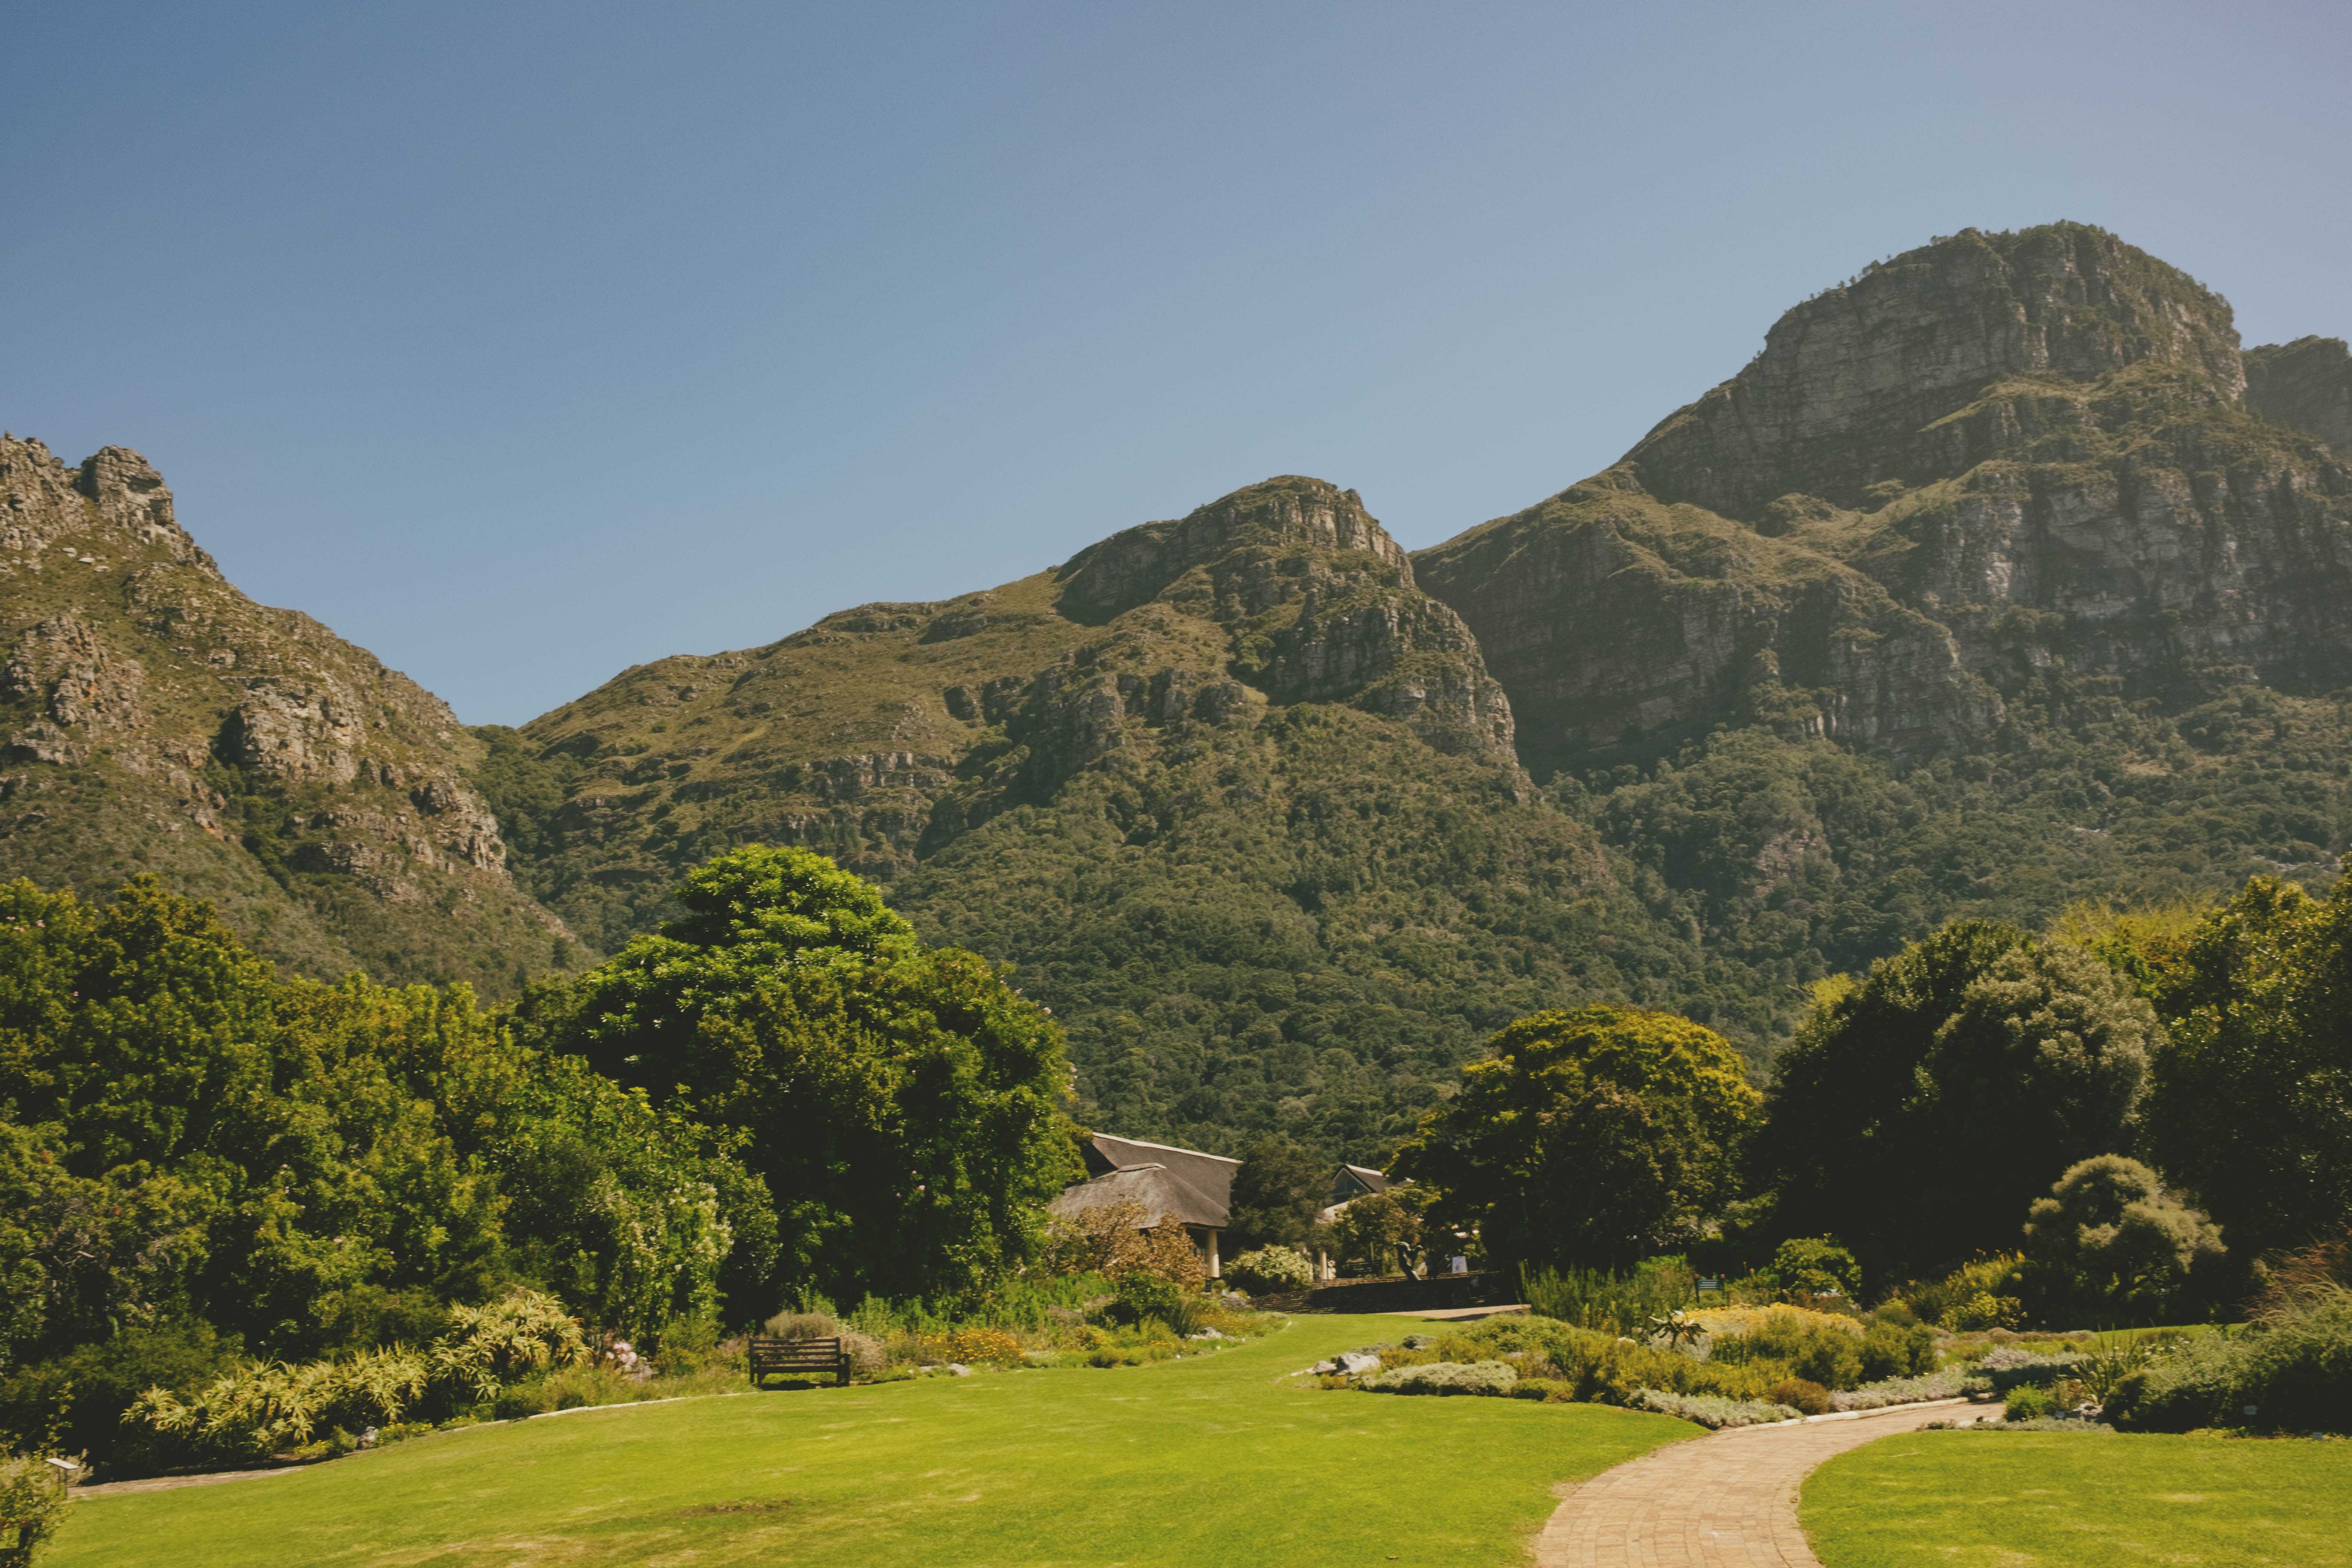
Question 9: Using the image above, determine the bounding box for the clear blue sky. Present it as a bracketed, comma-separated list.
[7, 2, 2347, 725]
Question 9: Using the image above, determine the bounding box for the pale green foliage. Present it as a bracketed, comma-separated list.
[130, 1287, 588, 1462]
[130, 1346, 431, 1462]
[1223, 1246, 1314, 1294]
[433, 1289, 591, 1400]
[1356, 1360, 1518, 1395]
[1522, 1258, 1695, 1337]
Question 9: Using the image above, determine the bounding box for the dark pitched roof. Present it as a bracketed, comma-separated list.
[1330, 1163, 1389, 1201]
[1049, 1162, 1231, 1231]
[1080, 1134, 1239, 1216]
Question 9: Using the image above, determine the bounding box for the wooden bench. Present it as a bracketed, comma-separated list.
[747, 1334, 851, 1388]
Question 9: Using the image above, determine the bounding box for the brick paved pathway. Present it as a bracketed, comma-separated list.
[1533, 1400, 1989, 1566]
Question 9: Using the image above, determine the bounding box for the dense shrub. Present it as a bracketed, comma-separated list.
[2024, 1155, 2223, 1318]
[2105, 1333, 2247, 1431]
[1893, 1254, 2027, 1330]
[1710, 1308, 1864, 1389]
[1041, 1202, 1207, 1289]
[1523, 1257, 1695, 1337]
[1859, 1321, 1939, 1381]
[1224, 1246, 1314, 1295]
[1768, 1378, 1832, 1415]
[1356, 1360, 1517, 1396]
[762, 1311, 841, 1340]
[916, 1327, 1026, 1366]
[2004, 1383, 2058, 1421]
[1101, 1273, 1204, 1336]
[1758, 1238, 1859, 1300]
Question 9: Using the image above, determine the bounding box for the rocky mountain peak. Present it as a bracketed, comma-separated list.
[1629, 222, 2245, 521]
[1, 437, 217, 576]
[1054, 476, 1406, 623]
[0, 435, 569, 991]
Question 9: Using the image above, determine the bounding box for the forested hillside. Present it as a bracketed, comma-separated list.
[468, 223, 2352, 1162]
[5, 222, 2349, 1165]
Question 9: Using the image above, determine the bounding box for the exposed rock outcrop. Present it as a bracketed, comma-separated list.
[2246, 335, 2352, 456]
[496, 477, 1523, 949]
[1417, 224, 2352, 777]
[0, 434, 570, 991]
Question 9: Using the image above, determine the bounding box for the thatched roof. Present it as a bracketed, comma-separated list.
[1049, 1162, 1231, 1231]
[1053, 1135, 1240, 1231]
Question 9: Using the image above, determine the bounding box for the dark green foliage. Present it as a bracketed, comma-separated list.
[0, 874, 743, 1470]
[2129, 877, 2352, 1259]
[518, 845, 1077, 1308]
[1395, 1006, 1759, 1271]
[1757, 920, 2161, 1285]
[1758, 1237, 1860, 1300]
[1225, 1138, 1327, 1251]
[1859, 1320, 1939, 1380]
[1520, 1258, 1697, 1337]
[2023, 1156, 2223, 1318]
[1101, 1272, 1201, 1335]
[893, 705, 1733, 1165]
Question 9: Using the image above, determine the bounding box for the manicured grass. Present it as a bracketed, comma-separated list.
[52, 1315, 1694, 1567]
[1803, 1430, 2352, 1567]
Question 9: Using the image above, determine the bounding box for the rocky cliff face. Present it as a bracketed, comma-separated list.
[492, 475, 1521, 950]
[1417, 224, 2352, 778]
[0, 435, 570, 990]
[2247, 336, 2352, 457]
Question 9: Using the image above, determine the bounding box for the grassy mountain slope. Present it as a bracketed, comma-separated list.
[0, 437, 571, 994]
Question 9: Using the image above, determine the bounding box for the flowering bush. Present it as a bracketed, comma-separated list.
[1040, 1202, 1207, 1288]
[918, 1327, 1025, 1366]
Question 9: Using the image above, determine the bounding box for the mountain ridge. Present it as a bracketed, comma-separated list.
[8, 219, 2352, 1159]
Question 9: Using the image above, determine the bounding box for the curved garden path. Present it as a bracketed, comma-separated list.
[1533, 1398, 1993, 1567]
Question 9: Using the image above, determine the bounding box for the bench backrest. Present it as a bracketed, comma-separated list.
[748, 1335, 845, 1365]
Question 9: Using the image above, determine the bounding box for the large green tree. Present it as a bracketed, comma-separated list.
[1758, 919, 2161, 1283]
[2127, 877, 2352, 1258]
[519, 845, 1077, 1308]
[1226, 1137, 1329, 1252]
[1392, 1005, 1759, 1271]
[0, 875, 746, 1467]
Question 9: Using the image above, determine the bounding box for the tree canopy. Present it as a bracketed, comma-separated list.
[2098, 877, 2352, 1259]
[1757, 919, 2162, 1284]
[1392, 1005, 1758, 1271]
[518, 844, 1077, 1308]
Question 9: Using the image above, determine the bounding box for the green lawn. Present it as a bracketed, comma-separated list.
[1804, 1430, 2352, 1567]
[51, 1315, 1693, 1568]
